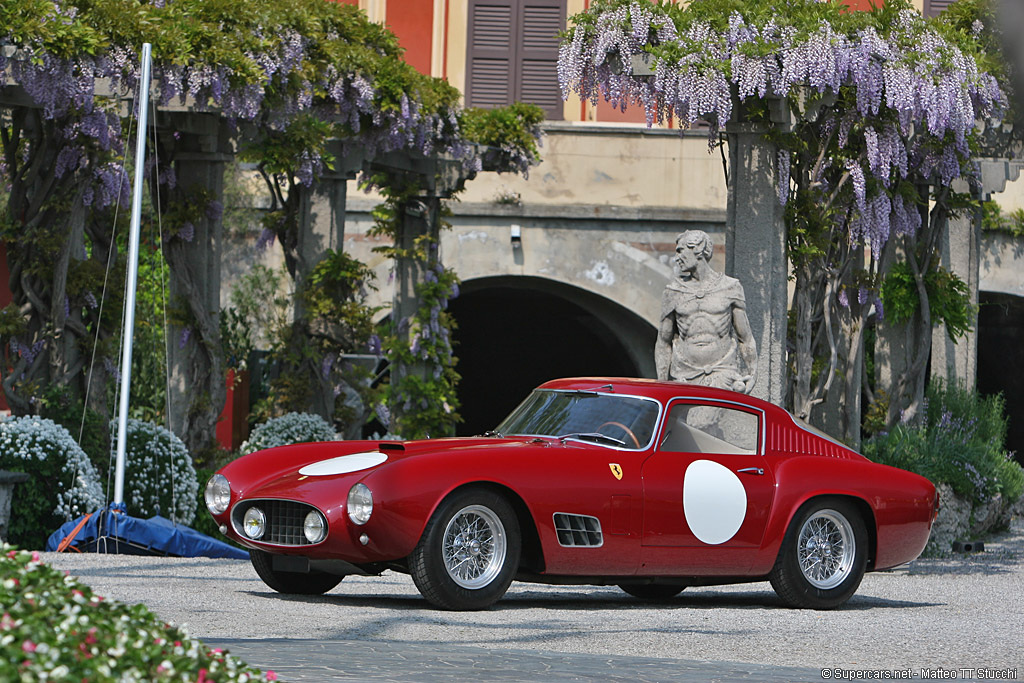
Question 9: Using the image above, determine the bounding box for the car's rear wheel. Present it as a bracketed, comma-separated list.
[250, 549, 344, 595]
[770, 498, 867, 609]
[410, 488, 521, 610]
[618, 583, 686, 600]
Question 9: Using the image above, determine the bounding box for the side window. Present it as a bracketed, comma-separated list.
[659, 403, 760, 455]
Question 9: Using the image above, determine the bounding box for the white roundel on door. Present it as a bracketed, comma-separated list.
[682, 459, 748, 545]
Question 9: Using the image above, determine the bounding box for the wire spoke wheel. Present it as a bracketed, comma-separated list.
[770, 498, 867, 609]
[797, 510, 855, 589]
[442, 505, 507, 589]
[411, 489, 521, 610]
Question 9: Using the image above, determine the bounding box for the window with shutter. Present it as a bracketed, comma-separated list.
[466, 0, 565, 120]
[923, 0, 955, 18]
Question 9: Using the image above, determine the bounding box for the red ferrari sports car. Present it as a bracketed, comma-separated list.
[206, 378, 938, 610]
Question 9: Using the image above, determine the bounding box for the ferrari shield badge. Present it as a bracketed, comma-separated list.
[609, 463, 623, 480]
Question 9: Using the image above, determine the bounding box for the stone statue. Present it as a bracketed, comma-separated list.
[655, 230, 758, 394]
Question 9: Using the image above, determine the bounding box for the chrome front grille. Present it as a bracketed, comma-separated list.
[231, 499, 323, 546]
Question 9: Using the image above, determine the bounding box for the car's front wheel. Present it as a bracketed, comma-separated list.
[250, 549, 344, 595]
[769, 498, 867, 609]
[410, 488, 521, 610]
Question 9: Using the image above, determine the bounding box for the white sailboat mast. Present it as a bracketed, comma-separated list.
[113, 43, 152, 506]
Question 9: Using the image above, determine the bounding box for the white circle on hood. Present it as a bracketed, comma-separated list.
[299, 451, 388, 476]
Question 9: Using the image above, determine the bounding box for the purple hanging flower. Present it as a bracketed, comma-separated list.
[368, 334, 382, 357]
[179, 327, 192, 349]
[255, 228, 276, 252]
[178, 222, 195, 242]
[206, 200, 223, 222]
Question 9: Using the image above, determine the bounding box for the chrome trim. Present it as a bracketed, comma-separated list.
[229, 498, 329, 548]
[503, 388, 664, 451]
[661, 396, 767, 456]
[552, 512, 604, 548]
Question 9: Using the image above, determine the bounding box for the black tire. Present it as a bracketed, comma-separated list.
[769, 498, 868, 609]
[410, 488, 521, 610]
[618, 584, 686, 600]
[250, 549, 344, 595]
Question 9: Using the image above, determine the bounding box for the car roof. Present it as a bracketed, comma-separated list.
[536, 377, 779, 412]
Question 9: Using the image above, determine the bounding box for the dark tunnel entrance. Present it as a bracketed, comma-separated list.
[977, 291, 1024, 465]
[448, 277, 657, 436]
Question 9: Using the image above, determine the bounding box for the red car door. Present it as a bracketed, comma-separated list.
[639, 399, 776, 574]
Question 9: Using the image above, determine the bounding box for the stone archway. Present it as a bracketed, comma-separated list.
[977, 291, 1024, 465]
[448, 275, 657, 436]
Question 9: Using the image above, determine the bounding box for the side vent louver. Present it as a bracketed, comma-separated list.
[553, 513, 603, 547]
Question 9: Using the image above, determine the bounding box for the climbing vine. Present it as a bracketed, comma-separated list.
[558, 0, 1006, 437]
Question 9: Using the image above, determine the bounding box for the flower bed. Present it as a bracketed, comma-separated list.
[0, 546, 276, 682]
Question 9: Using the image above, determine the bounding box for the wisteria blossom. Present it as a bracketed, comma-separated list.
[558, 0, 1005, 252]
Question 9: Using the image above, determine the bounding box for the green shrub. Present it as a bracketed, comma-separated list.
[863, 381, 1024, 505]
[239, 412, 336, 455]
[0, 546, 276, 682]
[0, 417, 105, 549]
[111, 419, 198, 525]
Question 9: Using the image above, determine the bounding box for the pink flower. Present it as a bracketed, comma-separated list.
[266, 672, 277, 681]
[197, 669, 208, 683]
[22, 640, 36, 653]
[31, 551, 40, 562]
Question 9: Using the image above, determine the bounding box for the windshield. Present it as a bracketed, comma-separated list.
[495, 389, 660, 450]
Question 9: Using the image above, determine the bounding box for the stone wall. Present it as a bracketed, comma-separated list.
[925, 482, 1024, 556]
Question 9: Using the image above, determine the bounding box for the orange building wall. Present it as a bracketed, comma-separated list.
[386, 0, 434, 76]
[843, 0, 884, 10]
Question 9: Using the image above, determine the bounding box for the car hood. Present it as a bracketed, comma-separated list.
[218, 437, 543, 497]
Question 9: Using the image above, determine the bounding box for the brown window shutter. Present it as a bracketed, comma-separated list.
[467, 0, 565, 120]
[518, 0, 565, 120]
[923, 0, 955, 18]
[467, 1, 515, 108]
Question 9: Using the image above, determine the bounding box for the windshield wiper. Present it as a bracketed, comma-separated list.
[558, 432, 626, 447]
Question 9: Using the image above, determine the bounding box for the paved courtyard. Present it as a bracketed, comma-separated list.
[42, 519, 1023, 682]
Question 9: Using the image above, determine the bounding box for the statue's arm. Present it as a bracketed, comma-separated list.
[732, 302, 758, 393]
[655, 314, 674, 381]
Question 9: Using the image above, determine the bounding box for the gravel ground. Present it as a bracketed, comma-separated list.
[41, 518, 1023, 675]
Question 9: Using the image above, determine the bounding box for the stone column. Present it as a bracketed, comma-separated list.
[365, 151, 476, 436]
[931, 180, 980, 390]
[160, 112, 233, 454]
[293, 144, 364, 322]
[724, 122, 788, 405]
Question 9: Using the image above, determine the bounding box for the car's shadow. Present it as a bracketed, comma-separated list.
[241, 587, 938, 611]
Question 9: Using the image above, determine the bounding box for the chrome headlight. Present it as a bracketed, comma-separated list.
[347, 483, 373, 525]
[303, 510, 327, 544]
[205, 474, 231, 514]
[243, 507, 266, 539]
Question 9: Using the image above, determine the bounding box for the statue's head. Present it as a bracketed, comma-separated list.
[675, 230, 714, 262]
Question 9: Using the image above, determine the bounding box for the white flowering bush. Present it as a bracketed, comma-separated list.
[0, 416, 104, 549]
[111, 420, 198, 526]
[240, 412, 337, 455]
[0, 546, 278, 682]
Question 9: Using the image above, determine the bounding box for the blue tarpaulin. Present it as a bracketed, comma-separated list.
[46, 502, 248, 559]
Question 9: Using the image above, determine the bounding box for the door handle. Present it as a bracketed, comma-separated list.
[737, 467, 764, 476]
